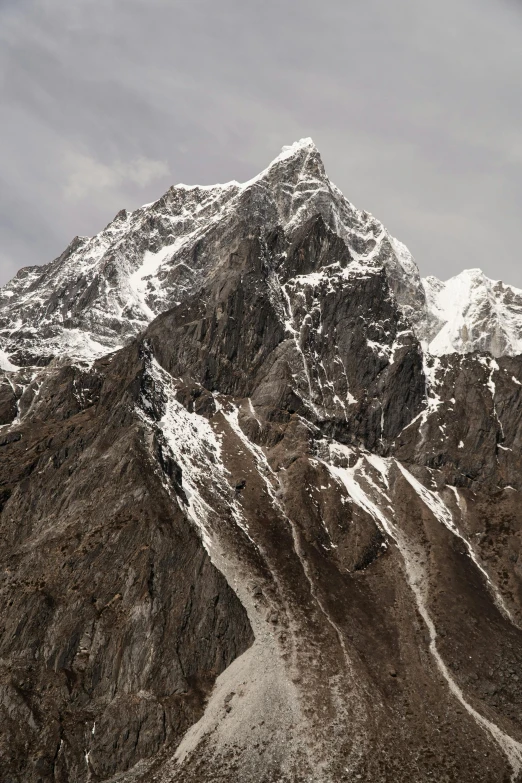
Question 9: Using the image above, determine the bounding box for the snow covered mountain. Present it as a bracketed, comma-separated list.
[3, 141, 522, 783]
[1, 138, 520, 372]
[421, 269, 522, 357]
[1, 138, 424, 367]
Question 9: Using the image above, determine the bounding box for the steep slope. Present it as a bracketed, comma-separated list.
[131, 218, 522, 783]
[2, 142, 522, 783]
[0, 351, 253, 782]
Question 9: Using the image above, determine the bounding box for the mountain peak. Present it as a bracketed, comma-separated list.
[421, 267, 522, 357]
[0, 139, 384, 367]
[165, 139, 320, 197]
[240, 136, 324, 191]
[274, 136, 318, 160]
[0, 141, 520, 368]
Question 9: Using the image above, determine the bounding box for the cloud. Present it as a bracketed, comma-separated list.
[1, 0, 522, 286]
[62, 151, 170, 202]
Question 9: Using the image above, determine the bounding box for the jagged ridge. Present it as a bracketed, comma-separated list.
[0, 139, 424, 368]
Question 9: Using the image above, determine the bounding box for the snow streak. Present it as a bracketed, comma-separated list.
[320, 446, 522, 780]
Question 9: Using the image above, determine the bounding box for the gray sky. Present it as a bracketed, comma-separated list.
[2, 0, 522, 287]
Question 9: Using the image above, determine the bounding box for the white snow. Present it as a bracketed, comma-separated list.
[396, 463, 517, 625]
[421, 269, 522, 357]
[128, 240, 183, 320]
[322, 444, 395, 540]
[138, 360, 259, 555]
[0, 348, 18, 372]
[247, 398, 262, 428]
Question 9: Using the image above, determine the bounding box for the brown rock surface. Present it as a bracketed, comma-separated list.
[2, 143, 522, 782]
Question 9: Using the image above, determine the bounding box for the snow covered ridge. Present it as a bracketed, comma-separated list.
[0, 137, 398, 368]
[0, 137, 520, 369]
[420, 269, 522, 358]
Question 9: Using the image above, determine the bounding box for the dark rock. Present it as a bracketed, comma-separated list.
[1, 141, 522, 783]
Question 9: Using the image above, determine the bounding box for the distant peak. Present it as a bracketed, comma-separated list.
[457, 268, 487, 281]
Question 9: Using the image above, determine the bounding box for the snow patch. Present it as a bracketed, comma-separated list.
[0, 349, 18, 372]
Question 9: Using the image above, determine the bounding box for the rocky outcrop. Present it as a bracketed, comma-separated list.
[0, 354, 252, 782]
[2, 141, 522, 782]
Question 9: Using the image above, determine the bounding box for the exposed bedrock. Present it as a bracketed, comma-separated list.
[1, 141, 522, 782]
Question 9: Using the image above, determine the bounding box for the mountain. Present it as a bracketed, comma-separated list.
[421, 269, 522, 358]
[2, 140, 522, 783]
[0, 139, 424, 367]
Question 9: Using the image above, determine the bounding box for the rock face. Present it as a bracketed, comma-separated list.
[2, 140, 522, 782]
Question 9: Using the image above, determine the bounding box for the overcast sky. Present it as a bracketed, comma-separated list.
[1, 0, 522, 287]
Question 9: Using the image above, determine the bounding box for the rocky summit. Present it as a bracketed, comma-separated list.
[2, 139, 522, 783]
